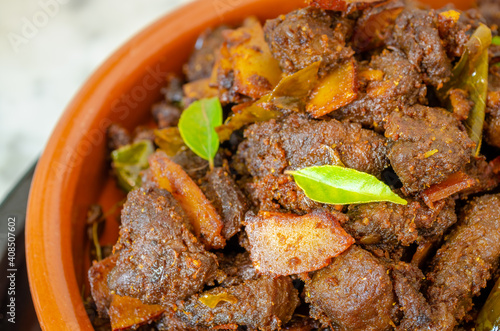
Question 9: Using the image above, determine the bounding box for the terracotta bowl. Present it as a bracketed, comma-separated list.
[26, 0, 477, 329]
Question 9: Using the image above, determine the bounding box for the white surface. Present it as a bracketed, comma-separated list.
[0, 0, 195, 202]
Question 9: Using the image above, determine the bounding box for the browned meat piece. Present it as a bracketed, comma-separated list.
[305, 245, 395, 330]
[200, 167, 248, 240]
[156, 309, 201, 331]
[161, 73, 184, 104]
[436, 9, 470, 59]
[170, 149, 209, 181]
[107, 187, 218, 305]
[391, 262, 432, 331]
[390, 9, 452, 87]
[217, 252, 258, 287]
[107, 123, 131, 151]
[151, 101, 181, 129]
[332, 49, 427, 128]
[177, 276, 300, 330]
[345, 197, 456, 246]
[263, 7, 354, 75]
[184, 26, 228, 82]
[460, 156, 499, 197]
[132, 126, 155, 144]
[236, 113, 389, 213]
[385, 105, 474, 194]
[88, 255, 118, 319]
[477, 0, 500, 27]
[282, 316, 320, 331]
[425, 194, 500, 330]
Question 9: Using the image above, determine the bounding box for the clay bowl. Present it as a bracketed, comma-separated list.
[26, 0, 477, 329]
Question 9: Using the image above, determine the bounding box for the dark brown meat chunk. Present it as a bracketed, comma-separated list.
[332, 49, 427, 128]
[107, 187, 218, 306]
[161, 73, 184, 104]
[385, 105, 474, 194]
[88, 255, 118, 319]
[425, 194, 500, 330]
[177, 276, 300, 330]
[345, 197, 456, 246]
[217, 252, 258, 287]
[305, 245, 395, 330]
[151, 101, 181, 129]
[436, 9, 470, 59]
[184, 26, 228, 82]
[391, 262, 432, 331]
[200, 167, 248, 240]
[390, 9, 452, 87]
[107, 123, 131, 151]
[170, 149, 209, 181]
[460, 156, 499, 197]
[264, 7, 354, 75]
[132, 126, 155, 144]
[236, 114, 389, 213]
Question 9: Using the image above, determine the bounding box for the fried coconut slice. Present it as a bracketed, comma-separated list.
[245, 210, 354, 275]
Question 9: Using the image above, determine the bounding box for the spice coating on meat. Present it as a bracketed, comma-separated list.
[305, 245, 395, 331]
[184, 26, 228, 82]
[177, 276, 300, 330]
[237, 113, 388, 213]
[264, 7, 354, 75]
[88, 255, 119, 319]
[332, 49, 427, 129]
[390, 9, 452, 87]
[200, 167, 248, 240]
[385, 105, 474, 194]
[107, 187, 218, 305]
[426, 194, 500, 329]
[345, 197, 456, 246]
[391, 262, 433, 331]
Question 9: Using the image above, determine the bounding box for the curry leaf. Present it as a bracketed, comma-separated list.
[178, 97, 222, 169]
[492, 36, 500, 46]
[287, 165, 407, 205]
[438, 24, 491, 156]
[111, 140, 155, 192]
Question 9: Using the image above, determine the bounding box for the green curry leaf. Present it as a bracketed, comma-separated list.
[111, 140, 155, 192]
[178, 97, 223, 169]
[287, 165, 407, 205]
[438, 23, 491, 156]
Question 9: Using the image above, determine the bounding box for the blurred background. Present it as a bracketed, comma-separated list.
[0, 0, 194, 203]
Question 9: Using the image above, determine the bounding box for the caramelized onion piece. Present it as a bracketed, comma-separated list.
[183, 78, 218, 103]
[109, 295, 164, 331]
[421, 171, 477, 207]
[352, 0, 404, 52]
[149, 151, 225, 249]
[306, 59, 358, 118]
[245, 210, 354, 275]
[223, 17, 282, 99]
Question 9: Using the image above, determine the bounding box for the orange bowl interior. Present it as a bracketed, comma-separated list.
[26, 0, 477, 329]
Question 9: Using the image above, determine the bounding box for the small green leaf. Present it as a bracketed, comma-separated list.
[438, 24, 491, 156]
[111, 140, 154, 191]
[178, 97, 223, 168]
[492, 36, 500, 46]
[287, 165, 407, 205]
